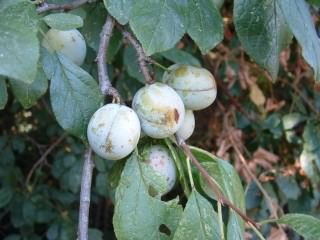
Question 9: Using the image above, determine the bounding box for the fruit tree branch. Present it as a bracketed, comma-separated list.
[36, 0, 89, 14]
[116, 24, 154, 85]
[175, 135, 258, 228]
[78, 15, 121, 240]
[96, 15, 121, 102]
[78, 148, 94, 240]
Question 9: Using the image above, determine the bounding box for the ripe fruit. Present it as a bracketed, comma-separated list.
[176, 110, 195, 140]
[87, 104, 140, 160]
[132, 83, 185, 139]
[143, 145, 176, 195]
[42, 29, 87, 66]
[162, 64, 217, 110]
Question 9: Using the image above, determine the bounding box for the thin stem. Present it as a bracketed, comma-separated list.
[248, 222, 266, 240]
[96, 15, 120, 102]
[37, 0, 89, 14]
[218, 202, 225, 240]
[116, 24, 154, 85]
[148, 58, 168, 71]
[26, 133, 67, 187]
[175, 135, 258, 228]
[164, 138, 191, 196]
[186, 156, 195, 188]
[78, 148, 94, 240]
[229, 135, 279, 220]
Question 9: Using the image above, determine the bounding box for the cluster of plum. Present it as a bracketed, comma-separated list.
[42, 28, 217, 195]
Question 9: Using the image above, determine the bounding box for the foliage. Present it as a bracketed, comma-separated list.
[1, 0, 320, 239]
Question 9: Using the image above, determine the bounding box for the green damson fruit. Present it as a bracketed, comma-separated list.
[143, 145, 176, 195]
[176, 110, 195, 140]
[163, 64, 217, 110]
[132, 83, 185, 139]
[87, 104, 141, 160]
[42, 29, 87, 66]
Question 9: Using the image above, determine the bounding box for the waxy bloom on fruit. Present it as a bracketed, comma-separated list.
[176, 110, 195, 140]
[163, 64, 217, 110]
[132, 83, 185, 139]
[143, 145, 176, 195]
[42, 29, 87, 66]
[87, 104, 140, 160]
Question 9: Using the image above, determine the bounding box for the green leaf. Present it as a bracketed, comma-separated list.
[172, 190, 221, 240]
[0, 1, 39, 83]
[161, 48, 201, 67]
[0, 77, 8, 110]
[187, 0, 223, 54]
[88, 229, 103, 240]
[277, 0, 320, 81]
[50, 53, 103, 141]
[276, 175, 301, 200]
[0, 187, 13, 208]
[274, 214, 320, 240]
[123, 45, 145, 83]
[103, 0, 133, 25]
[113, 153, 183, 239]
[234, 0, 292, 80]
[193, 147, 245, 239]
[129, 0, 186, 55]
[43, 13, 83, 30]
[9, 67, 48, 109]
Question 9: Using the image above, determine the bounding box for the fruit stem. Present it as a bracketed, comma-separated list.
[186, 156, 195, 188]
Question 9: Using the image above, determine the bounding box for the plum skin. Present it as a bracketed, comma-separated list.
[42, 28, 87, 66]
[176, 110, 195, 140]
[143, 145, 177, 195]
[162, 64, 217, 111]
[87, 104, 141, 160]
[132, 82, 185, 139]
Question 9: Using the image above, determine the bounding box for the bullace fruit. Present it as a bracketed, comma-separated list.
[87, 104, 141, 160]
[42, 29, 87, 66]
[143, 145, 176, 195]
[176, 110, 195, 140]
[162, 64, 217, 110]
[132, 83, 185, 139]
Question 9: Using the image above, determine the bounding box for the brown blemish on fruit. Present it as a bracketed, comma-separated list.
[105, 139, 113, 153]
[175, 65, 188, 77]
[71, 36, 76, 42]
[174, 108, 179, 123]
[98, 123, 105, 128]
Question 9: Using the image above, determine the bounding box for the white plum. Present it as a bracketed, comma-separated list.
[143, 145, 176, 195]
[87, 104, 141, 160]
[42, 29, 87, 66]
[162, 64, 217, 110]
[132, 83, 185, 139]
[176, 110, 195, 140]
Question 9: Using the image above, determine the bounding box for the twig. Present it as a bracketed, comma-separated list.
[78, 148, 94, 240]
[37, 0, 89, 14]
[96, 15, 120, 102]
[229, 135, 281, 220]
[116, 24, 154, 84]
[78, 15, 121, 240]
[25, 133, 66, 186]
[176, 136, 258, 228]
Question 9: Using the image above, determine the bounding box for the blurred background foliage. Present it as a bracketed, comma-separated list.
[1, 0, 320, 239]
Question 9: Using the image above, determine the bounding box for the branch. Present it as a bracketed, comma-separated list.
[116, 24, 154, 85]
[37, 0, 89, 14]
[96, 15, 120, 102]
[26, 133, 67, 186]
[175, 135, 258, 228]
[78, 148, 94, 240]
[78, 15, 120, 240]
